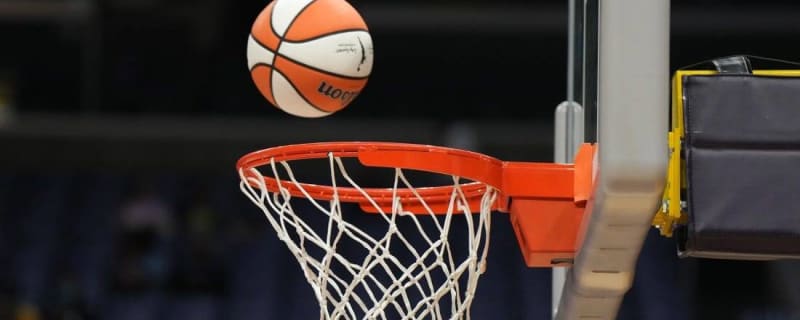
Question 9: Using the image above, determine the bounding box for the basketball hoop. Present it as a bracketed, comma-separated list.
[237, 142, 594, 319]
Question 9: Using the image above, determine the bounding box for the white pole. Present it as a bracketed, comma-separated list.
[566, 0, 575, 105]
[552, 0, 583, 318]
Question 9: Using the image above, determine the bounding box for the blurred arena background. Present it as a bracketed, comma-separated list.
[1, 0, 800, 319]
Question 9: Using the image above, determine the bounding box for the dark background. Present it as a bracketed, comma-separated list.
[0, 0, 799, 319]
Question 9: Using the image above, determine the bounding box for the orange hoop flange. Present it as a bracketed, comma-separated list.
[237, 141, 597, 266]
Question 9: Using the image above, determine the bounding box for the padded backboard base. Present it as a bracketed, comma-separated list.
[679, 73, 800, 260]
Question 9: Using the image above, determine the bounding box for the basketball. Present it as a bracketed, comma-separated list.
[247, 0, 374, 118]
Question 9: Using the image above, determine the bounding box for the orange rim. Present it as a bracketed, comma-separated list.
[237, 142, 582, 213]
[237, 142, 500, 211]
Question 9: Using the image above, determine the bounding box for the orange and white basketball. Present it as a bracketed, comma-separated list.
[247, 0, 373, 118]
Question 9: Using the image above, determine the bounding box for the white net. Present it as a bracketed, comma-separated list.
[239, 153, 496, 320]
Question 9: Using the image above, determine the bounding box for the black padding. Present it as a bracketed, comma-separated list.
[681, 75, 800, 258]
[685, 76, 800, 146]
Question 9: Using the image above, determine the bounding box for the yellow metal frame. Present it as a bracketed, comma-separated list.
[653, 69, 800, 237]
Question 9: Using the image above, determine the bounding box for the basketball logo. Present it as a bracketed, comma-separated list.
[247, 0, 374, 118]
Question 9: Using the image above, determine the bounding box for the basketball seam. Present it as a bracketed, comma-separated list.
[267, 2, 282, 42]
[250, 63, 278, 105]
[250, 35, 370, 81]
[248, 35, 277, 72]
[282, 28, 370, 44]
[268, 64, 332, 114]
[273, 0, 317, 51]
[271, 0, 318, 105]
[267, 3, 280, 107]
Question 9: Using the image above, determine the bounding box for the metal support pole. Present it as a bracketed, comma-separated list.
[552, 0, 584, 317]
